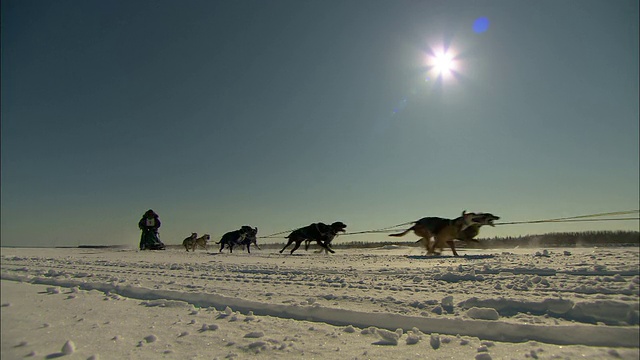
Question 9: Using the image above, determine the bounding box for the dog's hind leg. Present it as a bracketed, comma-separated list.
[279, 239, 295, 253]
[426, 237, 439, 255]
[289, 241, 303, 254]
[416, 238, 428, 254]
[447, 240, 460, 257]
[432, 235, 451, 256]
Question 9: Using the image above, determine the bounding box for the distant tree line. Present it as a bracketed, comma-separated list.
[154, 230, 639, 250]
[466, 230, 639, 249]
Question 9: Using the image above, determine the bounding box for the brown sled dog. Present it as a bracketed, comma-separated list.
[183, 233, 210, 252]
[389, 211, 482, 256]
[414, 212, 500, 256]
[182, 233, 198, 252]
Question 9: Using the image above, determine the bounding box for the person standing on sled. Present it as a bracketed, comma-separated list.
[138, 209, 165, 250]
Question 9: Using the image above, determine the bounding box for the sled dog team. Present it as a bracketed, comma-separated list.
[180, 210, 500, 257]
[182, 226, 259, 253]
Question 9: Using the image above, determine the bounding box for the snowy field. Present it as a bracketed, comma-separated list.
[1, 245, 639, 359]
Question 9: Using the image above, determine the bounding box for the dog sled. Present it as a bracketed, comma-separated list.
[140, 229, 166, 250]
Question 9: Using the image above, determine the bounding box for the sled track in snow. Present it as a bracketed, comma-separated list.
[2, 248, 639, 347]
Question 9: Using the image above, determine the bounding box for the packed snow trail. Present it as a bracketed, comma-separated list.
[2, 246, 638, 348]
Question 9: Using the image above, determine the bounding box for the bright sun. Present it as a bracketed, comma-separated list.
[427, 48, 458, 80]
[432, 51, 455, 76]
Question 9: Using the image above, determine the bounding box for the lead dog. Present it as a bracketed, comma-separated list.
[389, 211, 481, 256]
[415, 212, 500, 256]
[280, 222, 347, 254]
[217, 226, 259, 254]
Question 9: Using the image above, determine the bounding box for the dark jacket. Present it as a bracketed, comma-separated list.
[139, 212, 161, 232]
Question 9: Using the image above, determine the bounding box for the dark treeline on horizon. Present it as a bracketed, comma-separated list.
[77, 230, 639, 250]
[468, 230, 640, 249]
[267, 230, 640, 250]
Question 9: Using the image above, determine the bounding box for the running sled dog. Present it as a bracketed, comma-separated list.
[183, 233, 211, 252]
[419, 212, 499, 256]
[389, 211, 495, 256]
[280, 221, 347, 254]
[217, 226, 259, 253]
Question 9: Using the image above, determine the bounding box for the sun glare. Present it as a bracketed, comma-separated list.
[430, 50, 456, 77]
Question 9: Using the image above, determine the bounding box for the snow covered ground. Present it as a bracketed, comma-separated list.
[1, 245, 638, 359]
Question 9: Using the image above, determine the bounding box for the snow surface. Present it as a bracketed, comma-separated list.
[1, 246, 638, 359]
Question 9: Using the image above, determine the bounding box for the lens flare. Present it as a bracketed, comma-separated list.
[473, 17, 490, 33]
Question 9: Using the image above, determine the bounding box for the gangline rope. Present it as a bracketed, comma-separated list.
[257, 210, 639, 239]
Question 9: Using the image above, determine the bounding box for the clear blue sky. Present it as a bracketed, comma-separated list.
[2, 0, 638, 247]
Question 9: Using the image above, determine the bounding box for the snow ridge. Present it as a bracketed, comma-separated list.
[2, 273, 638, 347]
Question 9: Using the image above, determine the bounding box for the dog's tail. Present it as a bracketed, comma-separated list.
[388, 226, 414, 237]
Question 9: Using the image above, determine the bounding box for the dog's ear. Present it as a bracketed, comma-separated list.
[461, 211, 479, 229]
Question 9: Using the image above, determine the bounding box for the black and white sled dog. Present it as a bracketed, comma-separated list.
[217, 226, 259, 254]
[280, 221, 347, 254]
